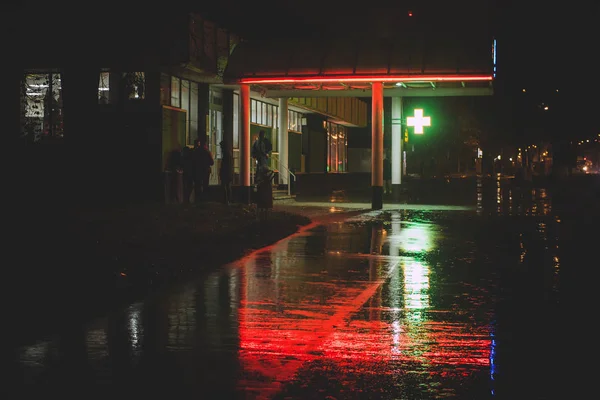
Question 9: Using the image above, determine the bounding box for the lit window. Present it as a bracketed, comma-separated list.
[326, 121, 348, 173]
[21, 73, 63, 140]
[170, 76, 180, 107]
[123, 72, 145, 100]
[98, 71, 110, 103]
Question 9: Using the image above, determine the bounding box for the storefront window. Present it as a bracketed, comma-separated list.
[209, 108, 222, 185]
[98, 72, 109, 103]
[160, 73, 170, 105]
[288, 110, 302, 132]
[330, 123, 338, 172]
[162, 74, 198, 145]
[124, 72, 145, 99]
[181, 79, 190, 143]
[250, 99, 278, 127]
[261, 102, 268, 125]
[251, 99, 257, 123]
[266, 104, 272, 127]
[338, 127, 347, 172]
[21, 73, 63, 140]
[170, 76, 180, 107]
[326, 122, 347, 173]
[189, 82, 198, 145]
[271, 127, 278, 153]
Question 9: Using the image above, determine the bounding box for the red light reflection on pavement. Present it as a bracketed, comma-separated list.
[323, 320, 491, 366]
[237, 252, 388, 397]
[235, 244, 491, 398]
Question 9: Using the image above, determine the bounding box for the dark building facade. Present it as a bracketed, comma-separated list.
[11, 9, 368, 203]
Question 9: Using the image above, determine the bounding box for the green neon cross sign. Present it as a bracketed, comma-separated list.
[406, 109, 431, 134]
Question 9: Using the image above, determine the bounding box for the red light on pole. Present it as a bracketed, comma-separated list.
[408, 11, 413, 17]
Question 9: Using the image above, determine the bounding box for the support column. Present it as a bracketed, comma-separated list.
[198, 83, 210, 143]
[240, 83, 251, 204]
[391, 97, 403, 201]
[141, 70, 163, 201]
[222, 89, 234, 158]
[278, 98, 289, 186]
[371, 82, 384, 210]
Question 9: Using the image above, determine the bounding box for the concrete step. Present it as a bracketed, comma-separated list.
[273, 189, 294, 200]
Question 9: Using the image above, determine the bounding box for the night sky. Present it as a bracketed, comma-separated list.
[6, 0, 598, 145]
[197, 0, 598, 145]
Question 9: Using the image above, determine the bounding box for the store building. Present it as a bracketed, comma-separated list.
[15, 10, 492, 208]
[223, 37, 494, 206]
[15, 10, 368, 202]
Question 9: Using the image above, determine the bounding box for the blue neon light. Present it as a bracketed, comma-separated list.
[492, 39, 497, 78]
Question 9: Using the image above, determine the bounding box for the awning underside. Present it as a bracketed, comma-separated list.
[225, 36, 494, 82]
[254, 80, 492, 98]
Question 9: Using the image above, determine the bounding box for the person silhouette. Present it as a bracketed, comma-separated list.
[181, 146, 194, 203]
[251, 130, 272, 175]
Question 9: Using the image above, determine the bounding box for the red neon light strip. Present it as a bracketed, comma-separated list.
[240, 75, 493, 84]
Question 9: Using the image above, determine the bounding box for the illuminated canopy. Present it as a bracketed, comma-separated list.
[224, 37, 494, 98]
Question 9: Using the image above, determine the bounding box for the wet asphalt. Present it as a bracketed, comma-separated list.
[9, 177, 579, 398]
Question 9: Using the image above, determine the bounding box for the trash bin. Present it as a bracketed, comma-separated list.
[255, 170, 275, 210]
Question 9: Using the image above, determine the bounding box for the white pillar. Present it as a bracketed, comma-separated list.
[278, 98, 289, 185]
[391, 97, 403, 186]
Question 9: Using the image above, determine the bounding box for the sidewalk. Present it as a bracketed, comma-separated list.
[10, 201, 311, 345]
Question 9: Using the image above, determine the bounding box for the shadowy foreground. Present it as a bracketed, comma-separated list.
[9, 202, 310, 346]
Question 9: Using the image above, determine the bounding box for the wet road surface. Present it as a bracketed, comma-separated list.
[11, 178, 569, 398]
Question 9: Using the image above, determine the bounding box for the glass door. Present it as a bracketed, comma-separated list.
[208, 109, 222, 185]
